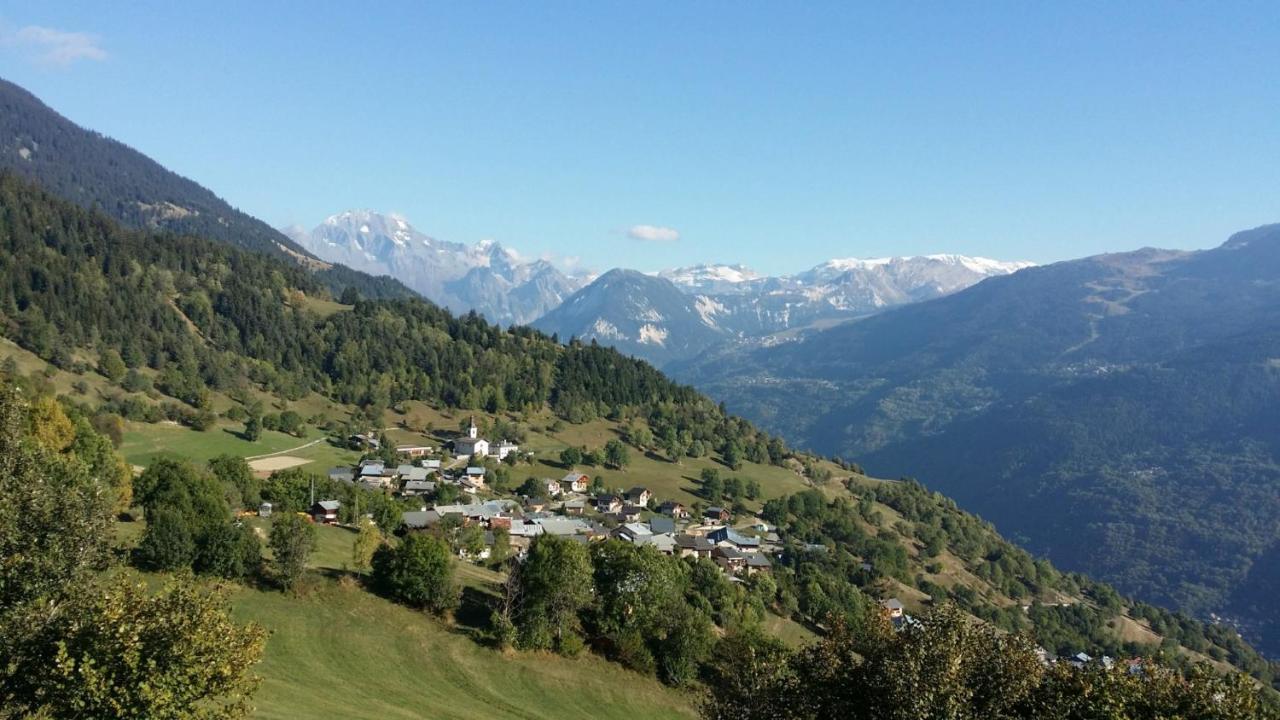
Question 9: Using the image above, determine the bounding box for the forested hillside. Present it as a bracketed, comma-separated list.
[676, 227, 1280, 655]
[0, 78, 411, 300]
[1, 170, 1277, 698]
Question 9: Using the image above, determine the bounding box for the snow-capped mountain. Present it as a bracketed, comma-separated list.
[535, 254, 1033, 367]
[532, 269, 729, 367]
[286, 211, 585, 324]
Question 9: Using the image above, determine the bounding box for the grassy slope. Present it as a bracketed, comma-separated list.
[235, 581, 696, 720]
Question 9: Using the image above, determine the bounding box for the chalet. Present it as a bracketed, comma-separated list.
[703, 506, 731, 523]
[535, 516, 592, 537]
[310, 500, 340, 524]
[595, 494, 622, 514]
[657, 501, 688, 518]
[619, 505, 644, 523]
[401, 467, 430, 483]
[676, 534, 715, 559]
[402, 480, 436, 496]
[328, 467, 355, 484]
[395, 464, 416, 478]
[713, 545, 747, 574]
[708, 527, 762, 551]
[880, 598, 905, 619]
[434, 500, 516, 525]
[744, 553, 773, 575]
[494, 440, 520, 460]
[396, 444, 433, 458]
[360, 462, 386, 478]
[614, 522, 653, 543]
[257, 502, 273, 518]
[349, 432, 380, 450]
[402, 510, 440, 531]
[541, 478, 563, 497]
[636, 533, 677, 555]
[626, 487, 652, 506]
[523, 497, 548, 512]
[560, 471, 589, 494]
[562, 499, 587, 515]
[649, 516, 676, 535]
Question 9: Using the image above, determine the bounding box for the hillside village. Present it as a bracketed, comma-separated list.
[300, 415, 1146, 670]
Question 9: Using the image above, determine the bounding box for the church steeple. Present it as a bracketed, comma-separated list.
[468, 416, 478, 439]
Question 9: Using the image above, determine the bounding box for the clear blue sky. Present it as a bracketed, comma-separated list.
[2, 1, 1278, 274]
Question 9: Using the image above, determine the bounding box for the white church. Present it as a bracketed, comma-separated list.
[453, 417, 519, 460]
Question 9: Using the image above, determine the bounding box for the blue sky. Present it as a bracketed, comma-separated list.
[1, 1, 1278, 274]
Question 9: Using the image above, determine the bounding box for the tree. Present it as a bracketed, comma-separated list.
[98, 347, 127, 383]
[208, 455, 261, 510]
[243, 414, 262, 442]
[7, 577, 267, 720]
[629, 425, 654, 450]
[507, 535, 593, 653]
[138, 506, 196, 571]
[559, 446, 582, 468]
[195, 521, 262, 580]
[269, 512, 316, 591]
[604, 439, 630, 469]
[352, 518, 382, 572]
[371, 533, 459, 615]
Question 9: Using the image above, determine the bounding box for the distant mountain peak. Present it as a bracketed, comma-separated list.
[287, 209, 584, 325]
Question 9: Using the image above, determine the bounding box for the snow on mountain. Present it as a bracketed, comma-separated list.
[287, 210, 586, 324]
[534, 253, 1034, 369]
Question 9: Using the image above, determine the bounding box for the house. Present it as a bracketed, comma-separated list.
[257, 502, 273, 518]
[676, 534, 715, 559]
[614, 522, 653, 543]
[396, 444, 433, 458]
[744, 553, 772, 575]
[562, 499, 587, 515]
[464, 466, 486, 486]
[349, 432, 380, 449]
[658, 501, 687, 518]
[494, 440, 520, 460]
[560, 472, 589, 494]
[359, 462, 386, 478]
[649, 516, 676, 535]
[619, 505, 644, 523]
[704, 506, 730, 523]
[310, 500, 340, 524]
[713, 545, 747, 574]
[523, 497, 548, 513]
[595, 494, 622, 514]
[635, 533, 677, 555]
[708, 527, 762, 551]
[453, 417, 490, 458]
[401, 466, 430, 482]
[422, 459, 442, 470]
[626, 487, 652, 506]
[880, 598, 904, 619]
[402, 480, 436, 496]
[395, 464, 416, 478]
[534, 516, 593, 537]
[402, 510, 440, 531]
[541, 478, 563, 497]
[328, 467, 355, 484]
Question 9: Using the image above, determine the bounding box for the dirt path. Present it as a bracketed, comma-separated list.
[245, 436, 327, 461]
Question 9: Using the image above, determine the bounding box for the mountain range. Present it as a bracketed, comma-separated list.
[284, 211, 586, 325]
[534, 254, 1033, 366]
[674, 227, 1280, 655]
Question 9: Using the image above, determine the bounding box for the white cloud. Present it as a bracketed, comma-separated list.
[627, 224, 680, 243]
[3, 24, 107, 67]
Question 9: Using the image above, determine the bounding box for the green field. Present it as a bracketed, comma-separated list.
[121, 421, 361, 472]
[229, 522, 695, 719]
[233, 578, 696, 720]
